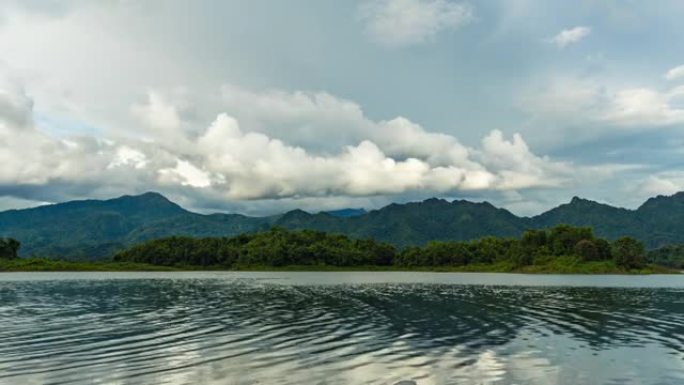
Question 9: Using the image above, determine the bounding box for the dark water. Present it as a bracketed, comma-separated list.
[1, 272, 684, 385]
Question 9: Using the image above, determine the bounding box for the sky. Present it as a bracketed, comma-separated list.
[0, 0, 683, 216]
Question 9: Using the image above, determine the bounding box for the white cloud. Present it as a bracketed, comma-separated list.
[359, 0, 473, 47]
[0, 75, 572, 206]
[159, 160, 212, 188]
[519, 74, 684, 138]
[186, 112, 554, 199]
[0, 75, 88, 185]
[0, 72, 179, 196]
[604, 86, 684, 126]
[373, 117, 474, 167]
[636, 171, 684, 197]
[548, 26, 591, 48]
[665, 65, 684, 81]
[131, 91, 182, 135]
[108, 146, 148, 170]
[478, 130, 571, 189]
[220, 85, 370, 152]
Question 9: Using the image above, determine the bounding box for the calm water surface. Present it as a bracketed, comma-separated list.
[1, 272, 684, 385]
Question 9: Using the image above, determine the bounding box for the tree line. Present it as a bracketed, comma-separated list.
[113, 225, 647, 269]
[646, 244, 684, 269]
[398, 224, 646, 269]
[0, 238, 20, 259]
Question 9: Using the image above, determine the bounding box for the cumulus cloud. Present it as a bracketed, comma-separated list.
[0, 72, 179, 200]
[665, 65, 684, 81]
[548, 26, 591, 48]
[358, 0, 473, 47]
[0, 75, 88, 185]
[158, 111, 569, 199]
[220, 85, 370, 152]
[519, 74, 684, 137]
[158, 160, 212, 189]
[604, 86, 684, 126]
[477, 130, 571, 189]
[0, 76, 573, 209]
[216, 86, 573, 196]
[108, 146, 148, 170]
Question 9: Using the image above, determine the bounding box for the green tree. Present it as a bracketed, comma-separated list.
[593, 238, 612, 260]
[0, 238, 20, 259]
[521, 229, 547, 249]
[548, 225, 594, 255]
[647, 244, 684, 268]
[611, 237, 646, 269]
[574, 239, 599, 261]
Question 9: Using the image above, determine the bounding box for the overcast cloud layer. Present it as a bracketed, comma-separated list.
[0, 0, 683, 215]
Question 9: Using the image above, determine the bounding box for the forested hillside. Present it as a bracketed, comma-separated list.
[3, 191, 684, 258]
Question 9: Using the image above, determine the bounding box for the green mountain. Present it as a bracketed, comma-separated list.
[531, 196, 645, 240]
[635, 192, 684, 246]
[270, 199, 526, 248]
[1, 191, 684, 259]
[0, 192, 188, 258]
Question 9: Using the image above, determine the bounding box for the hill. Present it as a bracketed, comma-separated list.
[291, 199, 526, 248]
[0, 192, 188, 258]
[531, 197, 645, 240]
[1, 192, 684, 258]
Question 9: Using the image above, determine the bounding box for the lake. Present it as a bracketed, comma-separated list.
[1, 272, 684, 385]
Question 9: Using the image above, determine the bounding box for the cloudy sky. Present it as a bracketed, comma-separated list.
[0, 0, 683, 215]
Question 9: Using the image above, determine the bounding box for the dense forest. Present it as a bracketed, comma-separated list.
[114, 228, 395, 267]
[0, 238, 20, 259]
[647, 245, 684, 269]
[113, 225, 651, 271]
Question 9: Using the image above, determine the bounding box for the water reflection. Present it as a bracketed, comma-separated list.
[0, 274, 683, 384]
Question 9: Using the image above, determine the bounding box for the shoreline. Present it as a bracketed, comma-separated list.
[0, 259, 679, 275]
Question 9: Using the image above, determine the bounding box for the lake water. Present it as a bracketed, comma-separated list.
[1, 272, 684, 385]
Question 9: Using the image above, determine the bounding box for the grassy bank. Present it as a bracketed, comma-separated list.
[0, 257, 678, 274]
[235, 261, 677, 274]
[0, 258, 180, 272]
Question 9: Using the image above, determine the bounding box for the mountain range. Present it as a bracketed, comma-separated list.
[1, 191, 683, 259]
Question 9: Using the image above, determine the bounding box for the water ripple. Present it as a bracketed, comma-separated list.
[1, 274, 684, 384]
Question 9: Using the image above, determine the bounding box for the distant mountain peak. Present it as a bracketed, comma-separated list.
[651, 191, 684, 201]
[280, 209, 312, 219]
[476, 200, 496, 209]
[451, 199, 496, 209]
[565, 196, 612, 208]
[116, 191, 170, 202]
[639, 190, 684, 210]
[105, 192, 184, 212]
[566, 196, 594, 206]
[422, 197, 448, 204]
[570, 196, 584, 204]
[138, 191, 166, 198]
